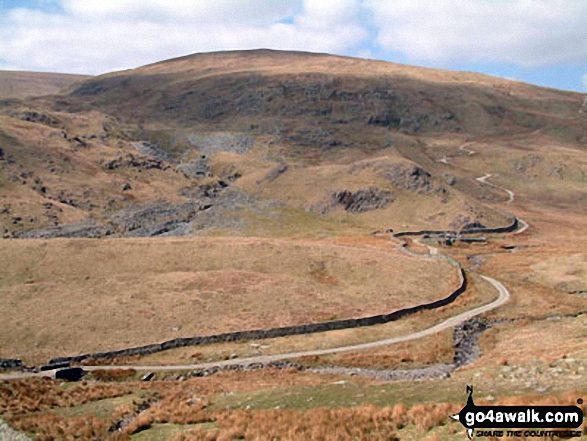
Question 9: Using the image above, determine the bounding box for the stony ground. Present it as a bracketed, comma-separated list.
[0, 419, 30, 441]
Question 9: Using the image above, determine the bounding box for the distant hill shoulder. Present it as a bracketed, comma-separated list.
[0, 70, 90, 99]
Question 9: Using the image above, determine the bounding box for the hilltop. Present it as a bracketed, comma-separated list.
[0, 49, 585, 238]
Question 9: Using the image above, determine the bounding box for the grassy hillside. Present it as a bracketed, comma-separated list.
[0, 236, 456, 364]
[0, 50, 582, 238]
[0, 70, 89, 99]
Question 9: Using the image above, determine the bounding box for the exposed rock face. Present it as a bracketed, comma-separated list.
[104, 153, 169, 171]
[16, 199, 205, 239]
[69, 66, 466, 140]
[443, 173, 456, 186]
[132, 141, 172, 161]
[176, 155, 211, 178]
[20, 110, 61, 127]
[263, 163, 288, 182]
[187, 133, 255, 155]
[450, 215, 487, 230]
[15, 183, 276, 239]
[379, 164, 435, 194]
[332, 187, 395, 213]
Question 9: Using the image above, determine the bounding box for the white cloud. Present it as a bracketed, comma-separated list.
[366, 0, 587, 67]
[60, 0, 297, 25]
[0, 0, 368, 74]
[2, 0, 586, 76]
[583, 74, 587, 90]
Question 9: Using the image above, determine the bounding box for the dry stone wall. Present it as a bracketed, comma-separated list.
[47, 267, 467, 366]
[393, 217, 518, 238]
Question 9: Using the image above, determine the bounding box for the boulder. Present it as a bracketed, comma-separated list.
[55, 367, 87, 381]
[0, 358, 23, 370]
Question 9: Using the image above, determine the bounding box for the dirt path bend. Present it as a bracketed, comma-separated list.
[0, 276, 508, 380]
[459, 143, 476, 155]
[513, 217, 529, 235]
[475, 174, 530, 235]
[476, 173, 515, 203]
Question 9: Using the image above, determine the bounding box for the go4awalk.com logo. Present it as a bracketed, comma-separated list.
[450, 386, 584, 439]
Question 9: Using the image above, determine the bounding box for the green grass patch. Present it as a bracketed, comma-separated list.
[53, 394, 136, 419]
[241, 205, 367, 238]
[209, 364, 587, 413]
[131, 423, 216, 441]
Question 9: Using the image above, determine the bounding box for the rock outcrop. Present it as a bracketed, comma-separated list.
[331, 188, 395, 213]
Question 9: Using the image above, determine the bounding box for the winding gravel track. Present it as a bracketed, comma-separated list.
[476, 173, 515, 203]
[475, 174, 529, 234]
[513, 217, 529, 235]
[459, 143, 476, 155]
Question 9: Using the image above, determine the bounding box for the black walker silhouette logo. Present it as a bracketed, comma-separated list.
[450, 386, 583, 439]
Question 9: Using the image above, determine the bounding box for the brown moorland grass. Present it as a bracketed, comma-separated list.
[172, 402, 461, 441]
[450, 207, 587, 321]
[10, 412, 111, 441]
[100, 270, 490, 368]
[476, 315, 587, 367]
[90, 269, 490, 371]
[119, 396, 212, 438]
[141, 369, 339, 400]
[0, 236, 455, 364]
[91, 369, 138, 382]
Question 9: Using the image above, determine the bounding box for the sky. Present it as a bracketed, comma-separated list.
[0, 0, 586, 92]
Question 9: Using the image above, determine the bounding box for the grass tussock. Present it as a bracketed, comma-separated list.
[9, 412, 110, 441]
[475, 391, 587, 440]
[121, 397, 212, 437]
[406, 403, 458, 432]
[91, 369, 137, 382]
[171, 402, 460, 441]
[0, 378, 130, 415]
[176, 405, 399, 441]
